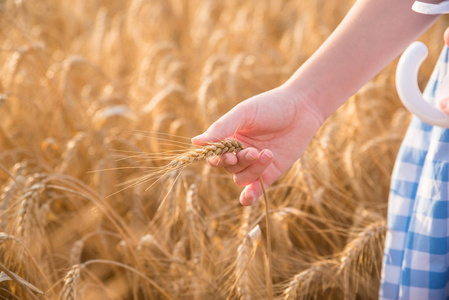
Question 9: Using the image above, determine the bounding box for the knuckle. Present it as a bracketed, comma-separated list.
[207, 157, 219, 167]
[237, 160, 249, 168]
[233, 174, 249, 187]
[224, 165, 239, 174]
[248, 166, 262, 179]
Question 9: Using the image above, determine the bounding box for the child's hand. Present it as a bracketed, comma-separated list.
[191, 85, 323, 205]
[440, 27, 449, 114]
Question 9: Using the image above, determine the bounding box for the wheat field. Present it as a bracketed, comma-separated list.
[0, 0, 447, 299]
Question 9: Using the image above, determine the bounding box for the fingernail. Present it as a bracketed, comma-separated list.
[246, 151, 256, 161]
[241, 191, 255, 206]
[260, 151, 273, 164]
[224, 154, 236, 165]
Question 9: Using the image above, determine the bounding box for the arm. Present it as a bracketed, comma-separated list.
[193, 0, 441, 205]
[287, 0, 440, 122]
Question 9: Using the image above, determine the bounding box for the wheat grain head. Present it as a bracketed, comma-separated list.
[167, 139, 244, 170]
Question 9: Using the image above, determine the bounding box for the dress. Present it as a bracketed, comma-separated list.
[379, 45, 449, 299]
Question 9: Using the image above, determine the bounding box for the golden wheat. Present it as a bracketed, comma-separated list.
[282, 260, 336, 300]
[0, 0, 447, 299]
[167, 139, 245, 169]
[234, 225, 262, 300]
[61, 265, 81, 300]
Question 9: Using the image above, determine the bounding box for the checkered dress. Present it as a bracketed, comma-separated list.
[379, 46, 449, 299]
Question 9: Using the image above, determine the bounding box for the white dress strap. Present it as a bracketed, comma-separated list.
[412, 1, 449, 15]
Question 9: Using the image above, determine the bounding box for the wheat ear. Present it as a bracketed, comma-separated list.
[282, 260, 336, 300]
[61, 264, 81, 300]
[167, 139, 244, 169]
[337, 220, 387, 296]
[230, 225, 262, 300]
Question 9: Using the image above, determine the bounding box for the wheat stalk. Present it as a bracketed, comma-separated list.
[167, 139, 273, 299]
[0, 0, 419, 298]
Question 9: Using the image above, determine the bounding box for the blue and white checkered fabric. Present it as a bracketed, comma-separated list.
[379, 45, 449, 300]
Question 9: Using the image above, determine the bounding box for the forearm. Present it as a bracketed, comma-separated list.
[285, 0, 440, 122]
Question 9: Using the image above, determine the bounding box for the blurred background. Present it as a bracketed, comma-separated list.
[0, 0, 447, 299]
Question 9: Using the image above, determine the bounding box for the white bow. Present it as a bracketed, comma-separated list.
[394, 1, 449, 128]
[412, 1, 449, 15]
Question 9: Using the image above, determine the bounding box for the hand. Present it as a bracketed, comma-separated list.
[439, 27, 449, 113]
[191, 84, 323, 205]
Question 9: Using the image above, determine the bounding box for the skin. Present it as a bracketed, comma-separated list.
[439, 27, 449, 112]
[192, 0, 444, 206]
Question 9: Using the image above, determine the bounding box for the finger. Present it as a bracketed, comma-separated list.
[440, 98, 449, 114]
[224, 148, 259, 173]
[191, 105, 246, 145]
[239, 171, 278, 206]
[240, 181, 264, 206]
[191, 132, 219, 146]
[207, 153, 237, 168]
[233, 150, 274, 187]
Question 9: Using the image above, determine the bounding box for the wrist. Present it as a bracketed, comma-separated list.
[281, 78, 330, 127]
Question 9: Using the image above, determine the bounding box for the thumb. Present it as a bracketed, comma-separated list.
[191, 105, 247, 146]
